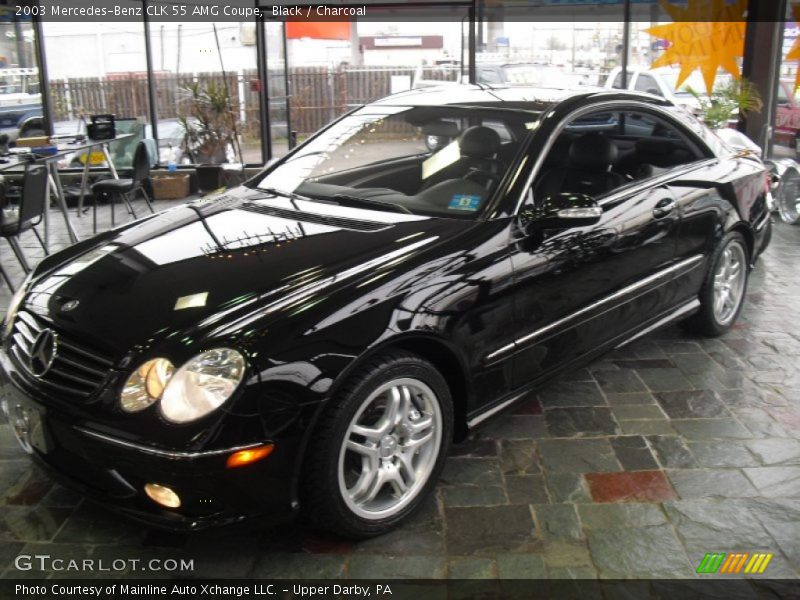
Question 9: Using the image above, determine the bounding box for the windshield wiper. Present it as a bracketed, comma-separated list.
[256, 187, 307, 211]
[333, 194, 412, 215]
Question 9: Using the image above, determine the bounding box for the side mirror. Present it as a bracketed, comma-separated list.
[646, 88, 661, 96]
[520, 193, 603, 230]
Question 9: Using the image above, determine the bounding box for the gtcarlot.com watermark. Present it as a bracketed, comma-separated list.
[14, 554, 194, 573]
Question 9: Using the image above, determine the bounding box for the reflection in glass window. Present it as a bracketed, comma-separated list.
[42, 18, 152, 169]
[147, 13, 262, 166]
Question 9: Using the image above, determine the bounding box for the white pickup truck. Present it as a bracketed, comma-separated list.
[603, 67, 722, 115]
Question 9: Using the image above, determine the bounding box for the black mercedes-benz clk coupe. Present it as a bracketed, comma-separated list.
[1, 86, 771, 536]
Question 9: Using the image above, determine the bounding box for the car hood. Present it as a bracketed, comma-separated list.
[22, 187, 467, 362]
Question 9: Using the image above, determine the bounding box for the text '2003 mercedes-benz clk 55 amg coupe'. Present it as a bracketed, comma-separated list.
[0, 86, 771, 537]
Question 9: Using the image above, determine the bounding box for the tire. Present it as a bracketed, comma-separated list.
[684, 231, 749, 337]
[301, 351, 452, 538]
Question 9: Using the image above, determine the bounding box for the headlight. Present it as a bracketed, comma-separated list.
[159, 348, 245, 423]
[2, 273, 33, 340]
[120, 358, 174, 413]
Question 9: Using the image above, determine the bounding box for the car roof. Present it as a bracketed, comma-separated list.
[371, 84, 671, 113]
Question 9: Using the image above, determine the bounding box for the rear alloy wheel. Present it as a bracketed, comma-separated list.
[685, 232, 749, 336]
[302, 351, 452, 538]
[711, 242, 747, 326]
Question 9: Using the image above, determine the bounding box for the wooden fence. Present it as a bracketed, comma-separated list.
[48, 65, 461, 141]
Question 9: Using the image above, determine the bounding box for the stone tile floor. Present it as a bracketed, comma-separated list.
[0, 201, 799, 580]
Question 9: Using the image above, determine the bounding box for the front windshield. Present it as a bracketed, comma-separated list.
[255, 104, 539, 218]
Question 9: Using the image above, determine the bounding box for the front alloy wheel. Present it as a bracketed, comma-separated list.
[302, 351, 452, 538]
[338, 378, 442, 520]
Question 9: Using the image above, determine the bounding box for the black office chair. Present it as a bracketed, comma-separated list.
[0, 164, 49, 276]
[90, 140, 155, 232]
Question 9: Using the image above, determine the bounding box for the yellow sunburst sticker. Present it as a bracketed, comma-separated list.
[645, 0, 747, 94]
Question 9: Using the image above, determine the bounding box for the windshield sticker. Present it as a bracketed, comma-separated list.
[448, 195, 482, 211]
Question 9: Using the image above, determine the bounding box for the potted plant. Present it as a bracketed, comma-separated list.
[178, 80, 239, 192]
[688, 77, 763, 130]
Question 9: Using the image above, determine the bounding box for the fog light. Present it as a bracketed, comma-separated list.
[226, 444, 274, 469]
[144, 483, 181, 508]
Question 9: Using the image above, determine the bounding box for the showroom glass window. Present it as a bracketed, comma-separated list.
[40, 4, 150, 169]
[771, 2, 800, 159]
[147, 3, 263, 165]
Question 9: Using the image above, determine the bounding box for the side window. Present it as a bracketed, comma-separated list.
[634, 74, 661, 96]
[530, 108, 704, 205]
[615, 110, 703, 180]
[531, 111, 629, 203]
[621, 112, 657, 137]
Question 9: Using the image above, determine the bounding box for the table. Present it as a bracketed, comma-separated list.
[0, 133, 132, 252]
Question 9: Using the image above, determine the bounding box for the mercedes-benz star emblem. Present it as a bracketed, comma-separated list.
[61, 299, 79, 312]
[29, 329, 58, 377]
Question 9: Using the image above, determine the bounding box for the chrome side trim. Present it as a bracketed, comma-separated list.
[74, 426, 264, 460]
[615, 299, 701, 349]
[484, 254, 704, 363]
[467, 391, 527, 429]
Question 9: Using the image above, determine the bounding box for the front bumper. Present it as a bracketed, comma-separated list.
[0, 351, 295, 531]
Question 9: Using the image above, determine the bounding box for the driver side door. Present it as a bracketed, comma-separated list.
[507, 183, 680, 389]
[503, 109, 684, 390]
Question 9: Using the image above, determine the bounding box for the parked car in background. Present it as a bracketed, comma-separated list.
[476, 63, 593, 88]
[414, 63, 594, 91]
[0, 68, 43, 141]
[52, 117, 202, 171]
[1, 86, 771, 537]
[605, 67, 733, 116]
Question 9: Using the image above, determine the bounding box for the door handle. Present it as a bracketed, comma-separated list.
[653, 198, 677, 219]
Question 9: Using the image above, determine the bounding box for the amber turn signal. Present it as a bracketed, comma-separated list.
[226, 444, 274, 468]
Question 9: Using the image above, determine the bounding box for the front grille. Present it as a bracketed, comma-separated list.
[9, 311, 113, 400]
